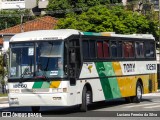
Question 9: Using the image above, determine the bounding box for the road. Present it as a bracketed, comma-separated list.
[0, 92, 160, 119]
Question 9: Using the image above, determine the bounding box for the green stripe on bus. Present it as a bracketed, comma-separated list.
[83, 32, 101, 36]
[32, 81, 43, 88]
[41, 82, 50, 88]
[95, 62, 121, 99]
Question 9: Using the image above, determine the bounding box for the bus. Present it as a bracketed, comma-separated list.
[5, 29, 158, 112]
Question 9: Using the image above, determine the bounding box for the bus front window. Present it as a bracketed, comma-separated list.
[10, 43, 34, 78]
[36, 41, 64, 78]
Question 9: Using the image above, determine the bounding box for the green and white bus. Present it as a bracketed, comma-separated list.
[6, 29, 158, 112]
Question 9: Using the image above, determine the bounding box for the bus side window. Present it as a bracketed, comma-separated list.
[97, 41, 103, 58]
[111, 41, 117, 58]
[135, 42, 144, 58]
[145, 42, 155, 58]
[103, 41, 110, 58]
[123, 42, 134, 58]
[82, 41, 89, 59]
[117, 41, 122, 57]
[89, 41, 96, 58]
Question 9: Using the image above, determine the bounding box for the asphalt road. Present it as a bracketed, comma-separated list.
[0, 92, 160, 119]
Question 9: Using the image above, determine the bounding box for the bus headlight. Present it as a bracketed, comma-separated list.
[9, 89, 21, 93]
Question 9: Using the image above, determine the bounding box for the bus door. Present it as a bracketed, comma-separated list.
[67, 37, 82, 86]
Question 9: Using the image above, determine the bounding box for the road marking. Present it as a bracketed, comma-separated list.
[123, 103, 160, 108]
[144, 105, 160, 108]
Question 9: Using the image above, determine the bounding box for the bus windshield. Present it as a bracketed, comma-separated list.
[10, 41, 64, 79]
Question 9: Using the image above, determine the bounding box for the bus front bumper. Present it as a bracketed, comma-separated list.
[8, 93, 71, 107]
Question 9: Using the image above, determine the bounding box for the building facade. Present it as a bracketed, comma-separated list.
[0, 0, 36, 10]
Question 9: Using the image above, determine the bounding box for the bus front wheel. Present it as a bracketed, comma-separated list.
[80, 86, 92, 112]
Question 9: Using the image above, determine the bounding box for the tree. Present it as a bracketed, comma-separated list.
[46, 0, 121, 17]
[0, 10, 35, 30]
[0, 55, 6, 85]
[55, 5, 158, 41]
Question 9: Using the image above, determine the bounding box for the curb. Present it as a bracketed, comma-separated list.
[0, 103, 9, 108]
[0, 97, 8, 99]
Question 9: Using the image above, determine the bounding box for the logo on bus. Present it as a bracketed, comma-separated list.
[123, 63, 135, 73]
[88, 65, 93, 73]
[13, 83, 27, 88]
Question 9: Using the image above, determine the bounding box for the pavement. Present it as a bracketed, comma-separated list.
[0, 96, 9, 109]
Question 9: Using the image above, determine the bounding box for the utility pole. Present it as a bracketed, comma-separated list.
[16, 5, 23, 32]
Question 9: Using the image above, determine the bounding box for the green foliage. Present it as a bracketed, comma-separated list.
[47, 0, 120, 17]
[0, 55, 5, 82]
[56, 5, 158, 41]
[0, 10, 35, 30]
[47, 0, 72, 11]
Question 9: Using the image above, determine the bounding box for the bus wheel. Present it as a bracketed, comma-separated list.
[80, 86, 92, 112]
[132, 82, 143, 103]
[31, 106, 40, 113]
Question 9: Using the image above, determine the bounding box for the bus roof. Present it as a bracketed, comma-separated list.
[10, 29, 154, 42]
[10, 29, 80, 42]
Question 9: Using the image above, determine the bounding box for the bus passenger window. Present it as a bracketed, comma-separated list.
[90, 41, 96, 58]
[83, 41, 89, 59]
[123, 42, 134, 58]
[117, 41, 122, 57]
[145, 42, 155, 58]
[135, 42, 144, 58]
[103, 41, 110, 58]
[111, 41, 117, 58]
[97, 41, 103, 58]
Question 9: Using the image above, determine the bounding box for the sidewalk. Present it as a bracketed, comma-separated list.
[0, 97, 9, 108]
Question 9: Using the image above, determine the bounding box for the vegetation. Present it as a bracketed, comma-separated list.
[0, 55, 6, 86]
[46, 0, 122, 17]
[0, 10, 35, 30]
[56, 5, 158, 40]
[0, 93, 8, 97]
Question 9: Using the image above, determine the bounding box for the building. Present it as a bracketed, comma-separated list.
[0, 16, 58, 52]
[150, 0, 159, 11]
[38, 0, 49, 9]
[0, 0, 36, 10]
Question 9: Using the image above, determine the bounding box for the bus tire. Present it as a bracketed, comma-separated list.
[132, 82, 143, 103]
[31, 106, 40, 113]
[80, 86, 92, 112]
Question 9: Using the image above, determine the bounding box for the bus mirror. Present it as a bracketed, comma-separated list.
[3, 53, 7, 67]
[70, 52, 76, 63]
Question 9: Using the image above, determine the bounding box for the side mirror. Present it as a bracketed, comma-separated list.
[3, 53, 8, 67]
